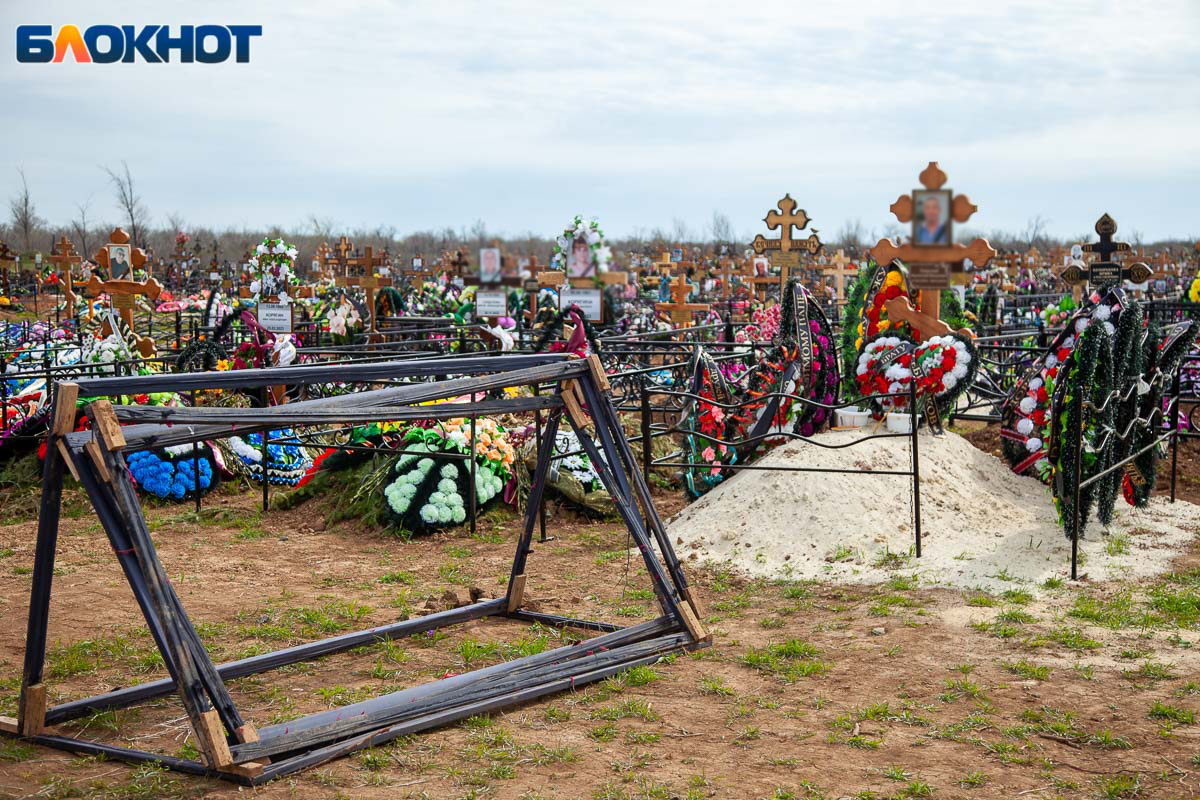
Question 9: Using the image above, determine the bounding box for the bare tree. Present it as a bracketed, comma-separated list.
[709, 210, 734, 245]
[166, 211, 186, 235]
[671, 217, 691, 244]
[469, 219, 488, 248]
[104, 161, 149, 247]
[8, 168, 43, 252]
[307, 214, 336, 241]
[835, 218, 867, 252]
[72, 197, 95, 258]
[1019, 214, 1049, 251]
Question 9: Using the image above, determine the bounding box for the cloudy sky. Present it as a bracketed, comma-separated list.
[2, 1, 1197, 243]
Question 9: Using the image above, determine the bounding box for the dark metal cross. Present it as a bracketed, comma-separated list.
[1080, 213, 1130, 263]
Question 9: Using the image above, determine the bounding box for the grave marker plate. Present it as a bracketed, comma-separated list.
[560, 287, 603, 321]
[475, 290, 507, 318]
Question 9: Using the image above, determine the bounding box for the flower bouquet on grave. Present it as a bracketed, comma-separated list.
[246, 237, 299, 302]
[127, 443, 220, 501]
[381, 419, 515, 533]
[222, 429, 314, 487]
[852, 332, 977, 417]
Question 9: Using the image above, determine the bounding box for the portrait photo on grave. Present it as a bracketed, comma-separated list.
[568, 236, 595, 278]
[479, 247, 501, 282]
[913, 189, 951, 245]
[411, 256, 423, 271]
[108, 244, 131, 279]
[753, 256, 769, 277]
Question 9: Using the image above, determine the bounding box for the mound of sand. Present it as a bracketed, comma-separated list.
[667, 429, 1200, 591]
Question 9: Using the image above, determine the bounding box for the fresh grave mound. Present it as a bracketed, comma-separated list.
[667, 429, 1200, 591]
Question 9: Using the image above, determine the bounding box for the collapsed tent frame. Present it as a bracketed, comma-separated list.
[1, 353, 709, 784]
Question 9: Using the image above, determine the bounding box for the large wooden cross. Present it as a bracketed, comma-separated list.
[655, 273, 709, 328]
[85, 229, 161, 355]
[49, 235, 83, 317]
[868, 162, 995, 341]
[752, 194, 823, 295]
[823, 249, 857, 304]
[336, 245, 387, 331]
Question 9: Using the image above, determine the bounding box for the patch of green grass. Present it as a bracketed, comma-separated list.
[965, 592, 996, 608]
[1095, 773, 1142, 799]
[379, 570, 415, 585]
[1001, 588, 1033, 605]
[742, 639, 830, 681]
[1148, 702, 1195, 725]
[957, 770, 989, 788]
[590, 698, 660, 723]
[1001, 660, 1051, 681]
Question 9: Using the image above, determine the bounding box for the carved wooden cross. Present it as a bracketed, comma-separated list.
[49, 235, 83, 317]
[313, 242, 333, 279]
[752, 194, 813, 256]
[868, 162, 995, 341]
[823, 249, 857, 304]
[655, 273, 709, 328]
[84, 230, 161, 356]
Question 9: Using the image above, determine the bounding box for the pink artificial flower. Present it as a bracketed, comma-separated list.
[701, 446, 716, 462]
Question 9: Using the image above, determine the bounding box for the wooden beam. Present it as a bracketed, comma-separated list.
[19, 683, 46, 736]
[55, 440, 80, 482]
[506, 574, 526, 613]
[85, 439, 113, 484]
[586, 354, 611, 393]
[51, 383, 79, 435]
[88, 400, 127, 451]
[195, 709, 234, 768]
[560, 381, 588, 428]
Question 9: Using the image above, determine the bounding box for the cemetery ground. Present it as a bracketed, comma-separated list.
[0, 437, 1197, 800]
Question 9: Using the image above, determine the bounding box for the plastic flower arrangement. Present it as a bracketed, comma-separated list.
[227, 429, 313, 486]
[328, 298, 362, 340]
[552, 429, 601, 491]
[854, 334, 975, 414]
[550, 215, 613, 275]
[248, 237, 299, 302]
[381, 421, 514, 533]
[127, 443, 218, 501]
[1190, 272, 1200, 304]
[1039, 296, 1075, 328]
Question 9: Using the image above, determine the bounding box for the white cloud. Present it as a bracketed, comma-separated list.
[1, 0, 1197, 239]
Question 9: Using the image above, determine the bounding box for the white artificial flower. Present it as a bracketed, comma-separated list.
[276, 291, 290, 303]
[286, 247, 298, 259]
[250, 280, 261, 295]
[272, 242, 286, 254]
[1029, 377, 1043, 390]
[1045, 354, 1058, 368]
[1094, 305, 1111, 321]
[951, 363, 968, 380]
[942, 373, 957, 390]
[856, 363, 868, 376]
[1019, 396, 1037, 414]
[1025, 437, 1043, 452]
[248, 257, 259, 268]
[595, 245, 612, 264]
[586, 229, 601, 245]
[1017, 418, 1034, 435]
[1103, 321, 1115, 335]
[1075, 318, 1089, 333]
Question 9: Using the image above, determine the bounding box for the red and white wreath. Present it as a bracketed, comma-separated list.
[854, 334, 973, 412]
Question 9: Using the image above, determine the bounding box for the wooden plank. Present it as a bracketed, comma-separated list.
[560, 381, 588, 428]
[586, 354, 611, 393]
[55, 440, 80, 482]
[88, 400, 127, 451]
[681, 588, 707, 623]
[19, 684, 45, 736]
[506, 574, 526, 613]
[195, 710, 233, 768]
[676, 604, 711, 644]
[51, 383, 79, 435]
[235, 724, 259, 743]
[85, 440, 113, 484]
[0, 715, 18, 734]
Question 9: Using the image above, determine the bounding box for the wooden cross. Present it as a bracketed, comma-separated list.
[313, 242, 333, 279]
[655, 273, 709, 328]
[335, 245, 387, 330]
[85, 229, 160, 355]
[1059, 214, 1151, 289]
[823, 249, 857, 304]
[49, 235, 83, 317]
[868, 162, 995, 340]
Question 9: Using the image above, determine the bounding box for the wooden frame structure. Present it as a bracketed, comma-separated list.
[4, 354, 707, 783]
